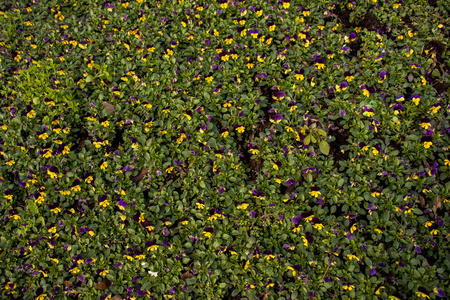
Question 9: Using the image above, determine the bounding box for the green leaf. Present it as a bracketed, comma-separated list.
[432, 69, 440, 77]
[106, 274, 115, 281]
[28, 200, 38, 215]
[304, 135, 311, 145]
[318, 129, 327, 137]
[85, 75, 94, 83]
[36, 216, 45, 226]
[186, 277, 197, 285]
[319, 140, 330, 155]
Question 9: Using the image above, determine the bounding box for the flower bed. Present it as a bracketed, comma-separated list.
[0, 0, 449, 299]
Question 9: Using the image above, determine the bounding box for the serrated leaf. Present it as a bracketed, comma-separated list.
[319, 140, 330, 155]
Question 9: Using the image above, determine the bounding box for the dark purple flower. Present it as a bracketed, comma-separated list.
[118, 199, 127, 208]
[36, 287, 43, 296]
[270, 114, 283, 123]
[292, 215, 302, 226]
[285, 179, 297, 186]
[257, 73, 267, 79]
[314, 198, 324, 205]
[305, 231, 314, 243]
[380, 71, 390, 79]
[340, 81, 348, 89]
[272, 91, 286, 100]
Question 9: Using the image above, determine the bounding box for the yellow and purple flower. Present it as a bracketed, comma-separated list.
[411, 94, 423, 107]
[272, 91, 286, 101]
[309, 186, 321, 198]
[203, 227, 214, 238]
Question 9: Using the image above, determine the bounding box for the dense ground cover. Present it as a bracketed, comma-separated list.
[1, 0, 450, 299]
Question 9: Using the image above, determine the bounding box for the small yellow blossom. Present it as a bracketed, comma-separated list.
[312, 223, 324, 230]
[302, 236, 309, 247]
[309, 191, 321, 198]
[99, 200, 109, 207]
[148, 245, 159, 251]
[237, 203, 249, 210]
[416, 292, 431, 299]
[249, 149, 259, 155]
[347, 254, 358, 261]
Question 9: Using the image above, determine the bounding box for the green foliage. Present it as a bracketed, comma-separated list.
[0, 0, 449, 299]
